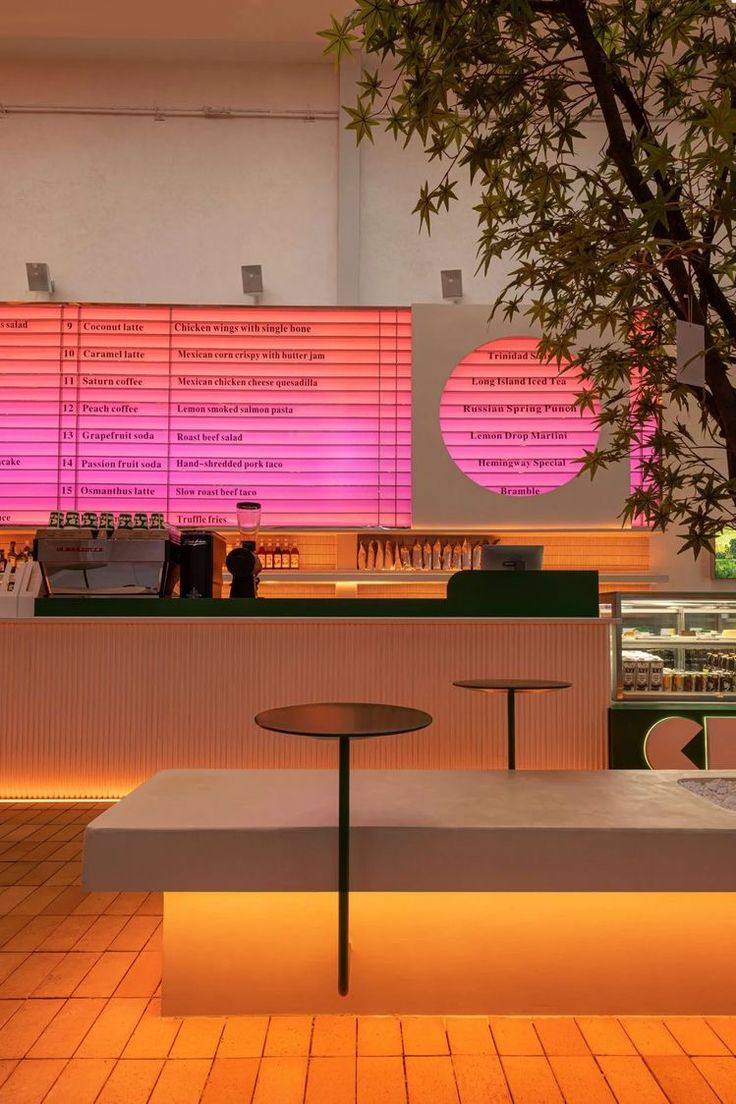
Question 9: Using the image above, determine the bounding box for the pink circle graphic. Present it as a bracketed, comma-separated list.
[439, 335, 599, 497]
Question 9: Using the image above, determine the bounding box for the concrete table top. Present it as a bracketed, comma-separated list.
[82, 769, 736, 894]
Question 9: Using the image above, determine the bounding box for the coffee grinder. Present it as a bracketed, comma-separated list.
[226, 501, 262, 598]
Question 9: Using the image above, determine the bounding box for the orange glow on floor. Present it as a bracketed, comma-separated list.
[1, 803, 736, 1102]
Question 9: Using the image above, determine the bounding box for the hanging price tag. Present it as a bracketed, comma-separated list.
[676, 319, 706, 386]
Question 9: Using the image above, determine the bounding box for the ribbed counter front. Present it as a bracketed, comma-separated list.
[0, 611, 611, 797]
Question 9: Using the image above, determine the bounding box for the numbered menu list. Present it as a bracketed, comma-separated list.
[0, 304, 411, 527]
[439, 336, 599, 495]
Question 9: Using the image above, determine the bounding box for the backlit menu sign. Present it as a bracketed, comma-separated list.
[439, 336, 599, 495]
[0, 304, 410, 527]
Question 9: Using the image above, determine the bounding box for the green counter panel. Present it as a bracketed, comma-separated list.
[609, 702, 736, 769]
[35, 570, 599, 620]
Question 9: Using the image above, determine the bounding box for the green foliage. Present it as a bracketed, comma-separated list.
[321, 0, 736, 558]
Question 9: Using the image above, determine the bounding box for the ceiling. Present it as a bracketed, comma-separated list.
[0, 0, 356, 61]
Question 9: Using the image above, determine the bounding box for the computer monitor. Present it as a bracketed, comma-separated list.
[480, 545, 543, 571]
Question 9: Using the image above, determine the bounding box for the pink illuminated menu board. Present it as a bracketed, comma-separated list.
[439, 336, 599, 495]
[0, 304, 411, 528]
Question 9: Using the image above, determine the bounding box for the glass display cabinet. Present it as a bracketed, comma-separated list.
[612, 592, 736, 700]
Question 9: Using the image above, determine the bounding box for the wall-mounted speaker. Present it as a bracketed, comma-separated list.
[440, 269, 463, 300]
[241, 265, 263, 294]
[26, 263, 54, 293]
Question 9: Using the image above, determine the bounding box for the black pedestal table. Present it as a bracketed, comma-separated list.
[254, 702, 433, 996]
[453, 679, 571, 769]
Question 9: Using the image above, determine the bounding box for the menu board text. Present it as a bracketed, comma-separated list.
[0, 304, 410, 527]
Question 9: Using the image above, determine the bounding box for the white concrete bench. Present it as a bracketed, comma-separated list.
[83, 769, 736, 1015]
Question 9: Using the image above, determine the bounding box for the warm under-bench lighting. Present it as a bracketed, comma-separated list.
[163, 890, 736, 1016]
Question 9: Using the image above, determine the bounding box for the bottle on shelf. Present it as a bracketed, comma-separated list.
[264, 542, 274, 570]
[0, 548, 6, 572]
[357, 541, 367, 570]
[432, 538, 442, 570]
[411, 539, 423, 570]
[273, 542, 283, 570]
[374, 540, 383, 571]
[257, 540, 266, 567]
[422, 537, 432, 570]
[461, 537, 471, 570]
[442, 540, 453, 571]
[289, 541, 299, 570]
[7, 541, 18, 568]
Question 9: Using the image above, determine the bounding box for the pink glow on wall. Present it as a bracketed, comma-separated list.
[0, 304, 411, 528]
[439, 336, 599, 497]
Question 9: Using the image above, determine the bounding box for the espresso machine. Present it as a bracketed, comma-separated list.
[226, 501, 262, 598]
[35, 514, 180, 598]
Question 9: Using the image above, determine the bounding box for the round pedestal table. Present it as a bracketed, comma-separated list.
[254, 702, 433, 996]
[453, 679, 571, 769]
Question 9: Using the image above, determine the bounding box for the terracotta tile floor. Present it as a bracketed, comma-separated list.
[1, 802, 736, 1103]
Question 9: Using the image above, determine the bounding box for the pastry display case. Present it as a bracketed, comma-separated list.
[612, 592, 736, 700]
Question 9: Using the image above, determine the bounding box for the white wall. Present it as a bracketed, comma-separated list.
[0, 55, 515, 307]
[0, 59, 337, 304]
[359, 131, 509, 305]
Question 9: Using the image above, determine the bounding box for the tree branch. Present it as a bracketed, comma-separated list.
[563, 0, 736, 338]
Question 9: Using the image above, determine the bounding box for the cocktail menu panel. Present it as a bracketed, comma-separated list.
[0, 304, 411, 527]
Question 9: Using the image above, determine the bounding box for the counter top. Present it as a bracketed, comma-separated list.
[34, 570, 600, 619]
[83, 768, 736, 892]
